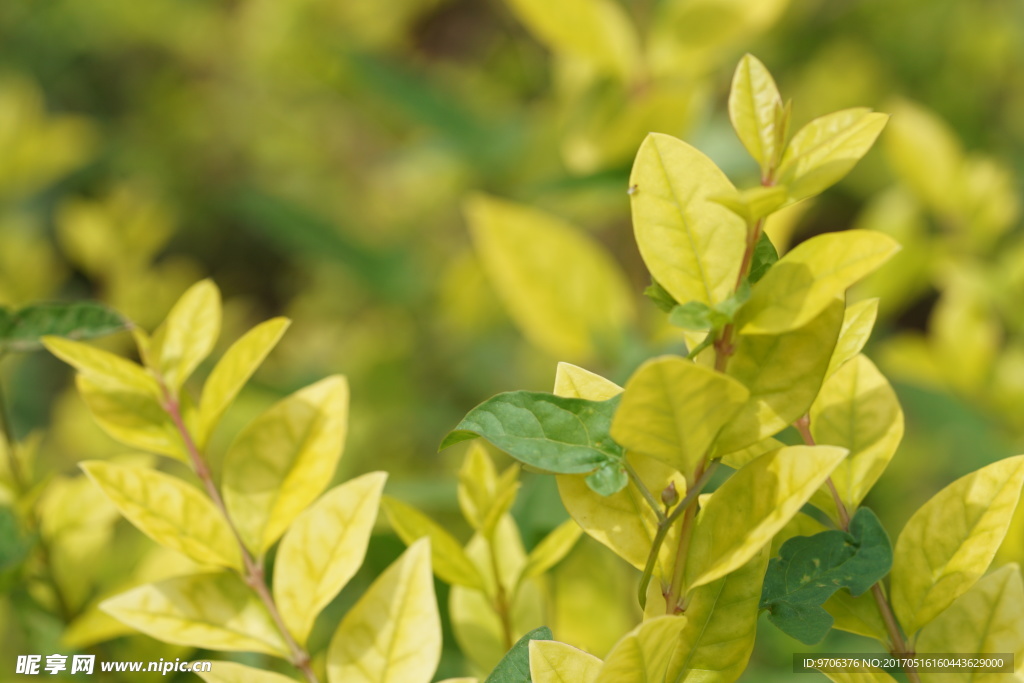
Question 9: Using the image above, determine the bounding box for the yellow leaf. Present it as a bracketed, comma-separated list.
[75, 375, 185, 460]
[629, 133, 746, 307]
[553, 362, 623, 401]
[101, 572, 287, 656]
[43, 336, 161, 393]
[327, 539, 440, 683]
[595, 615, 687, 682]
[148, 279, 222, 395]
[80, 460, 240, 570]
[381, 495, 484, 590]
[821, 669, 899, 683]
[729, 54, 783, 174]
[686, 445, 848, 589]
[530, 640, 602, 683]
[465, 194, 634, 361]
[273, 472, 388, 646]
[823, 589, 888, 642]
[521, 520, 583, 582]
[715, 299, 844, 454]
[457, 443, 521, 538]
[891, 455, 1024, 634]
[809, 354, 903, 516]
[197, 662, 299, 683]
[223, 375, 349, 554]
[739, 230, 900, 335]
[611, 356, 749, 475]
[917, 563, 1024, 680]
[197, 317, 291, 447]
[826, 298, 879, 378]
[777, 108, 889, 201]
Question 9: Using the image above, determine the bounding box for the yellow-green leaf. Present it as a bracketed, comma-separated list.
[197, 317, 291, 447]
[148, 279, 222, 395]
[777, 108, 889, 201]
[826, 298, 879, 379]
[465, 194, 634, 361]
[809, 355, 903, 517]
[890, 455, 1024, 635]
[667, 547, 769, 683]
[917, 563, 1024, 677]
[595, 615, 687, 682]
[43, 335, 163, 396]
[530, 640, 602, 683]
[611, 356, 749, 475]
[823, 589, 888, 642]
[223, 375, 349, 554]
[457, 443, 520, 539]
[521, 520, 583, 582]
[381, 495, 484, 590]
[715, 299, 844, 454]
[80, 460, 240, 570]
[719, 436, 784, 470]
[553, 362, 623, 401]
[273, 472, 387, 646]
[197, 661, 299, 683]
[75, 375, 184, 460]
[739, 230, 900, 335]
[629, 133, 747, 308]
[729, 54, 783, 174]
[686, 445, 848, 589]
[327, 538, 440, 683]
[101, 572, 287, 656]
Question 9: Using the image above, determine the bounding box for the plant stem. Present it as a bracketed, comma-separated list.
[487, 535, 515, 651]
[624, 459, 667, 524]
[160, 388, 319, 683]
[714, 216, 767, 372]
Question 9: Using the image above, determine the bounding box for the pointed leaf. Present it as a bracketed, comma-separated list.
[749, 230, 780, 284]
[891, 455, 1024, 634]
[826, 299, 879, 378]
[101, 572, 287, 656]
[0, 302, 126, 353]
[223, 375, 349, 554]
[197, 661, 299, 683]
[530, 640, 602, 683]
[148, 279, 221, 395]
[81, 460, 241, 570]
[595, 615, 686, 682]
[729, 54, 784, 174]
[553, 363, 622, 402]
[484, 626, 553, 683]
[274, 472, 387, 646]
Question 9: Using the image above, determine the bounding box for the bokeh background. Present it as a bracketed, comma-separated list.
[2, 0, 1023, 680]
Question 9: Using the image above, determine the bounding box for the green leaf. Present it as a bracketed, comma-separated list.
[101, 572, 287, 656]
[777, 108, 889, 201]
[529, 640, 602, 683]
[610, 356, 749, 474]
[80, 460, 241, 570]
[890, 455, 1024, 634]
[594, 615, 686, 682]
[668, 301, 718, 331]
[729, 54, 784, 174]
[584, 461, 628, 495]
[0, 302, 126, 353]
[223, 376, 349, 554]
[686, 445, 848, 589]
[148, 279, 222, 395]
[197, 661, 300, 683]
[441, 392, 624, 476]
[643, 280, 679, 314]
[749, 231, 780, 284]
[738, 230, 900, 335]
[197, 317, 291, 448]
[484, 626, 553, 683]
[273, 472, 387, 646]
[760, 508, 893, 644]
[327, 539, 441, 683]
[0, 506, 33, 588]
[629, 133, 747, 307]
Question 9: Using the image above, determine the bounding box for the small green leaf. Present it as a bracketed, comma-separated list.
[441, 392, 623, 476]
[668, 301, 717, 331]
[749, 231, 780, 284]
[485, 626, 553, 683]
[0, 302, 126, 353]
[0, 506, 34, 589]
[760, 508, 893, 644]
[643, 280, 679, 314]
[584, 461, 628, 495]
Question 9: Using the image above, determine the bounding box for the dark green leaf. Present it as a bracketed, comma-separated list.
[644, 279, 679, 313]
[440, 392, 623, 475]
[585, 461, 628, 495]
[749, 231, 779, 284]
[0, 302, 127, 353]
[760, 507, 892, 644]
[668, 301, 715, 331]
[0, 507, 34, 593]
[484, 626, 552, 683]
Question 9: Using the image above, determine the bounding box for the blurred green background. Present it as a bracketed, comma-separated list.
[1, 0, 1023, 680]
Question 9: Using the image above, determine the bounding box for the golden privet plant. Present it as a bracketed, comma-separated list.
[441, 55, 1024, 682]
[43, 281, 468, 683]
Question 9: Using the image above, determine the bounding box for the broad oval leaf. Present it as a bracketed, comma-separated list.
[81, 460, 240, 570]
[101, 572, 287, 656]
[197, 661, 299, 683]
[197, 317, 291, 448]
[729, 54, 783, 174]
[273, 472, 388, 646]
[738, 230, 900, 335]
[529, 640, 602, 683]
[327, 538, 440, 683]
[485, 626, 553, 683]
[595, 615, 687, 683]
[380, 495, 484, 590]
[890, 454, 1024, 635]
[629, 133, 747, 308]
[441, 391, 623, 477]
[0, 302, 126, 353]
[520, 520, 583, 582]
[825, 298, 879, 379]
[611, 356, 749, 475]
[148, 279, 222, 395]
[686, 445, 848, 589]
[223, 375, 349, 554]
[465, 194, 634, 361]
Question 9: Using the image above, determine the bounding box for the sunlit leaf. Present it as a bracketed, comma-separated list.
[148, 279, 221, 395]
[594, 615, 686, 682]
[552, 363, 622, 401]
[825, 299, 879, 379]
[75, 375, 184, 460]
[529, 640, 602, 683]
[729, 54, 783, 174]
